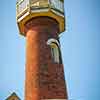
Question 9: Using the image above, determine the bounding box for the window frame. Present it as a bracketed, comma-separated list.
[47, 38, 62, 64]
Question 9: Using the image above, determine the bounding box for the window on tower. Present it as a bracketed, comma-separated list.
[50, 42, 59, 63]
[47, 38, 62, 64]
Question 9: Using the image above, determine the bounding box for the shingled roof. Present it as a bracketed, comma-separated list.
[6, 92, 21, 100]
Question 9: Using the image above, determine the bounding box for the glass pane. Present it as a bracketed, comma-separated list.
[51, 44, 59, 63]
[54, 45, 59, 63]
[31, 0, 48, 7]
[50, 0, 64, 13]
[17, 0, 29, 15]
[51, 47, 55, 61]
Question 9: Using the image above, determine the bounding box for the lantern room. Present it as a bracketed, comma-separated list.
[16, 0, 65, 35]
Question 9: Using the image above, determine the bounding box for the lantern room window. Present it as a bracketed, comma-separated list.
[30, 0, 48, 8]
[16, 0, 29, 15]
[16, 0, 65, 34]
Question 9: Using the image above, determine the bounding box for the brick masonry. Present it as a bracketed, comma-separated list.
[24, 17, 68, 100]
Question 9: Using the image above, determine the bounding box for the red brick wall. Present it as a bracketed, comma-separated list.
[24, 17, 68, 100]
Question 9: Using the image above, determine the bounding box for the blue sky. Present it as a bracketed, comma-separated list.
[0, 0, 100, 100]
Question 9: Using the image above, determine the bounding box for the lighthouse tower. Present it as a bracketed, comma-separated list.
[16, 0, 68, 100]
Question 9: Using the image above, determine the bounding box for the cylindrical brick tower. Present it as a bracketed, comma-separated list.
[16, 0, 68, 100]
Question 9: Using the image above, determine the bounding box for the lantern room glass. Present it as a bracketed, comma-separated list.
[16, 0, 64, 16]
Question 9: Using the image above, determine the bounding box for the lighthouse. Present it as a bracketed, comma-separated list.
[16, 0, 68, 100]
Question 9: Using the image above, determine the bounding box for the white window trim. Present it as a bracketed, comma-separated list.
[47, 38, 60, 47]
[47, 38, 60, 63]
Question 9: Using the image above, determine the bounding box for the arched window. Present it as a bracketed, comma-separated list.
[50, 42, 59, 63]
[47, 38, 62, 63]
